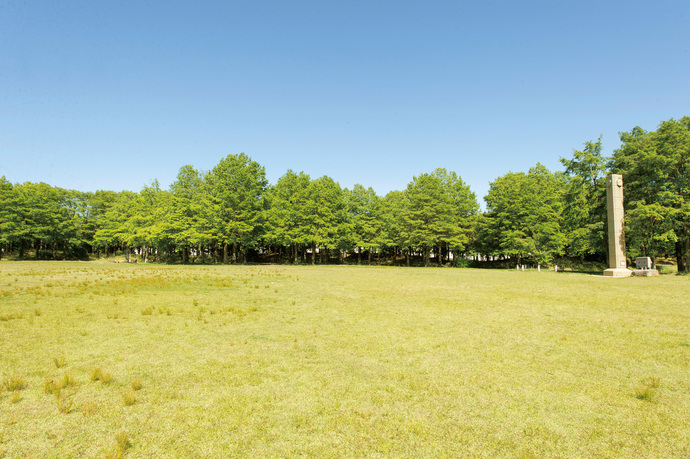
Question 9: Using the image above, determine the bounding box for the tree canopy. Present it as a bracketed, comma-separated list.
[1, 116, 688, 271]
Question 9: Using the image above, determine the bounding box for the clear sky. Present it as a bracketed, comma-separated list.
[1, 1, 689, 205]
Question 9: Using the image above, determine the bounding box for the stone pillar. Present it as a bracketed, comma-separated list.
[604, 174, 631, 277]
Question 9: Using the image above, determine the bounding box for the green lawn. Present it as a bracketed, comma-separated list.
[1, 262, 689, 457]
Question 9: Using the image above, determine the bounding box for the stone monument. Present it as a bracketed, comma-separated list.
[633, 256, 660, 277]
[603, 174, 632, 277]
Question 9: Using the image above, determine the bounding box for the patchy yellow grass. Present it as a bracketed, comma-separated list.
[0, 261, 689, 457]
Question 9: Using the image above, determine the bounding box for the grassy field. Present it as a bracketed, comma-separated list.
[0, 262, 689, 457]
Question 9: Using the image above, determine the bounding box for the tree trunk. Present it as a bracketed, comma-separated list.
[406, 248, 410, 267]
[311, 241, 316, 265]
[368, 247, 372, 265]
[438, 243, 443, 266]
[223, 243, 228, 264]
[424, 245, 430, 267]
[677, 239, 689, 273]
[685, 235, 690, 273]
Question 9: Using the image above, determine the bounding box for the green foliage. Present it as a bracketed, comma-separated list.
[343, 184, 382, 263]
[399, 168, 478, 266]
[206, 153, 268, 263]
[264, 170, 313, 262]
[611, 117, 690, 271]
[480, 164, 565, 265]
[1, 116, 688, 270]
[560, 137, 608, 260]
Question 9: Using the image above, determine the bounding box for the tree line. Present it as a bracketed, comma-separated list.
[1, 116, 688, 271]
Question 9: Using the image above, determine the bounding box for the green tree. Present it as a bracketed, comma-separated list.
[206, 153, 268, 263]
[560, 137, 608, 261]
[432, 168, 479, 266]
[402, 169, 478, 267]
[167, 165, 211, 263]
[264, 170, 312, 263]
[611, 117, 690, 271]
[344, 184, 381, 264]
[403, 172, 449, 266]
[303, 176, 345, 265]
[90, 190, 121, 257]
[379, 190, 409, 265]
[482, 164, 566, 266]
[0, 177, 18, 258]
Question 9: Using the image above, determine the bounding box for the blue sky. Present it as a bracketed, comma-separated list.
[1, 1, 689, 205]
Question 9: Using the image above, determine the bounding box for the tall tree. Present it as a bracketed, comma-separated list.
[482, 164, 566, 266]
[432, 168, 479, 265]
[344, 184, 381, 264]
[264, 170, 312, 263]
[560, 137, 608, 261]
[611, 117, 690, 271]
[302, 176, 345, 265]
[206, 153, 268, 263]
[379, 190, 409, 265]
[402, 169, 478, 267]
[167, 165, 210, 263]
[0, 177, 18, 258]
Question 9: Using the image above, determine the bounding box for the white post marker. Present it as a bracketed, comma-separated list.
[538, 264, 540, 272]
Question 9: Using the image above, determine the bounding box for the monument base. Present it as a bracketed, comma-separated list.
[603, 268, 632, 277]
[632, 269, 659, 277]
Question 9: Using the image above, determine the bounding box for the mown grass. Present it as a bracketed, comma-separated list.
[0, 261, 689, 456]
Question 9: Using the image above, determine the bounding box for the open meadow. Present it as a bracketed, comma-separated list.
[1, 262, 689, 457]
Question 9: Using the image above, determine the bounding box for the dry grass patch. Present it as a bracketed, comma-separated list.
[122, 391, 137, 406]
[90, 367, 113, 385]
[3, 376, 27, 392]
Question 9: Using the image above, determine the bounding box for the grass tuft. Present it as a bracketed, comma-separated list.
[131, 377, 143, 391]
[122, 391, 137, 406]
[103, 431, 132, 458]
[81, 399, 97, 417]
[60, 373, 77, 388]
[635, 376, 661, 401]
[44, 378, 60, 395]
[90, 367, 113, 384]
[90, 367, 103, 382]
[57, 394, 73, 414]
[0, 313, 23, 321]
[3, 376, 27, 392]
[54, 355, 67, 368]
